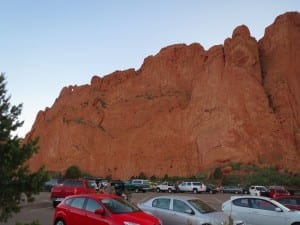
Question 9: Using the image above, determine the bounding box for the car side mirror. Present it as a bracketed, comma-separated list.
[95, 208, 105, 215]
[185, 209, 195, 215]
[275, 207, 283, 212]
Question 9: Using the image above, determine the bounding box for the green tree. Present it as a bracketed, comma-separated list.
[64, 165, 82, 178]
[0, 73, 49, 222]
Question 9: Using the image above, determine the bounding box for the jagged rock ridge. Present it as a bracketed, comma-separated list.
[27, 12, 300, 179]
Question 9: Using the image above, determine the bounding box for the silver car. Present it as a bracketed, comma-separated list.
[222, 195, 300, 225]
[138, 195, 244, 225]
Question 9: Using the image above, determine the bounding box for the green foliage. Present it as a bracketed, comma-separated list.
[0, 73, 49, 222]
[213, 167, 222, 179]
[222, 175, 241, 185]
[229, 162, 243, 170]
[64, 165, 82, 178]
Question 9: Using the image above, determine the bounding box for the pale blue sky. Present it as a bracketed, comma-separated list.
[1, 0, 299, 137]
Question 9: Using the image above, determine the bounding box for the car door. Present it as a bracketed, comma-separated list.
[84, 198, 110, 225]
[170, 199, 196, 225]
[248, 198, 287, 225]
[67, 197, 86, 225]
[151, 198, 173, 225]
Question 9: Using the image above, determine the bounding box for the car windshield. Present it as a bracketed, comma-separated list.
[101, 198, 140, 214]
[188, 199, 216, 214]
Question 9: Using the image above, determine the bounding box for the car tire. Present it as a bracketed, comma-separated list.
[156, 188, 160, 193]
[135, 188, 139, 193]
[193, 189, 198, 194]
[168, 188, 172, 193]
[55, 219, 65, 225]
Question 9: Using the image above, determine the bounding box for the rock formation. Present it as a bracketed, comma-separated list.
[26, 12, 300, 179]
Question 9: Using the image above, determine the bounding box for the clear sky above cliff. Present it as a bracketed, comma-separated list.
[1, 0, 299, 137]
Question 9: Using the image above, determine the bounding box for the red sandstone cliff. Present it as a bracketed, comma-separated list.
[26, 12, 300, 179]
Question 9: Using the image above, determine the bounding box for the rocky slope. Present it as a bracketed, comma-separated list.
[26, 12, 300, 179]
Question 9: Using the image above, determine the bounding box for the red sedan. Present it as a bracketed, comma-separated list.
[53, 193, 162, 225]
[268, 186, 290, 198]
[274, 195, 300, 211]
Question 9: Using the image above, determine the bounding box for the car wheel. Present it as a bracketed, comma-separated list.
[135, 188, 139, 193]
[193, 189, 198, 194]
[168, 188, 172, 193]
[156, 188, 160, 193]
[209, 190, 213, 194]
[55, 219, 65, 225]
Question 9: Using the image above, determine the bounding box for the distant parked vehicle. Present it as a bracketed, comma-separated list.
[155, 181, 177, 193]
[124, 179, 151, 193]
[220, 186, 243, 194]
[222, 195, 300, 225]
[205, 184, 218, 194]
[178, 181, 206, 194]
[249, 185, 269, 196]
[138, 195, 245, 225]
[268, 186, 290, 198]
[44, 178, 63, 192]
[50, 179, 97, 207]
[274, 195, 300, 211]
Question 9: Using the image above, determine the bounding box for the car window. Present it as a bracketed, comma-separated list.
[85, 198, 101, 212]
[233, 198, 250, 208]
[70, 197, 85, 209]
[152, 198, 170, 210]
[173, 199, 192, 214]
[101, 198, 139, 213]
[250, 199, 277, 211]
[188, 199, 215, 213]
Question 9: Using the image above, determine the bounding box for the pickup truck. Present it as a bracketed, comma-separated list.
[124, 179, 151, 193]
[50, 179, 96, 207]
[155, 181, 177, 193]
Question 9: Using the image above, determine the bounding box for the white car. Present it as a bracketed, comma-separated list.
[222, 195, 300, 225]
[249, 185, 269, 196]
[138, 195, 244, 225]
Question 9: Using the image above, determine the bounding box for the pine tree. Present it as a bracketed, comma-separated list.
[0, 73, 49, 222]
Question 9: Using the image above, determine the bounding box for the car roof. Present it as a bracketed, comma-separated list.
[229, 195, 273, 201]
[65, 193, 120, 200]
[150, 195, 200, 201]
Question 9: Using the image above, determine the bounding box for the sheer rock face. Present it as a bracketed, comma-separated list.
[26, 12, 300, 179]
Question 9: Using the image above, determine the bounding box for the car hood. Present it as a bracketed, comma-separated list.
[197, 212, 228, 225]
[113, 211, 160, 224]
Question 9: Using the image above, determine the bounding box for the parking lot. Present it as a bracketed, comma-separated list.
[1, 191, 233, 225]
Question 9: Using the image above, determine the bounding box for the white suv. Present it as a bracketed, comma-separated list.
[178, 181, 206, 194]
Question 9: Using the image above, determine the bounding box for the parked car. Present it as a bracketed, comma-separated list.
[219, 186, 243, 194]
[124, 179, 151, 193]
[205, 184, 218, 194]
[268, 186, 290, 198]
[178, 181, 207, 194]
[51, 179, 97, 207]
[249, 185, 269, 196]
[222, 195, 300, 225]
[44, 178, 63, 192]
[274, 195, 300, 211]
[138, 195, 244, 225]
[53, 193, 162, 225]
[155, 181, 177, 193]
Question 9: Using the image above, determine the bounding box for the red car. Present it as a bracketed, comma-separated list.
[274, 196, 300, 211]
[53, 193, 162, 225]
[268, 186, 290, 198]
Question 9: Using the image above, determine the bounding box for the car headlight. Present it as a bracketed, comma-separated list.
[124, 222, 140, 225]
